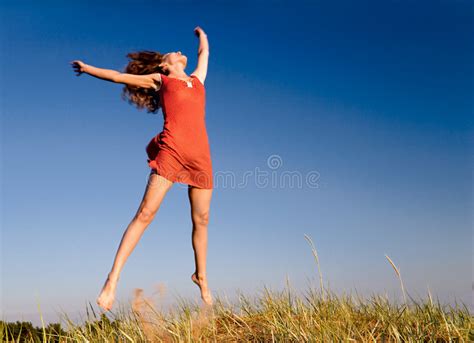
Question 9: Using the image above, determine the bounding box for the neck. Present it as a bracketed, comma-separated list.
[167, 65, 188, 78]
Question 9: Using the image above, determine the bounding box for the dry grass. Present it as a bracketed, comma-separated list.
[2, 235, 473, 342]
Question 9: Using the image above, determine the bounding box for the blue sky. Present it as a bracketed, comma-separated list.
[1, 0, 472, 325]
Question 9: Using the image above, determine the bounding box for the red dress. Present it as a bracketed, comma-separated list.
[145, 74, 213, 189]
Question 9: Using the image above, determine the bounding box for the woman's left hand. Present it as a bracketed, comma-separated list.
[194, 26, 207, 37]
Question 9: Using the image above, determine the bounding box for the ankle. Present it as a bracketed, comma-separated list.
[108, 273, 120, 283]
[195, 272, 207, 281]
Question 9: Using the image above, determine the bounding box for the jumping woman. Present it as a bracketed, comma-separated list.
[70, 26, 214, 311]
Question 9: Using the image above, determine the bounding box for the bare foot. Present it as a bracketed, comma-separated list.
[191, 272, 213, 305]
[96, 274, 120, 311]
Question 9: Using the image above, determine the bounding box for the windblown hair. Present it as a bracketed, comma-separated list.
[120, 50, 168, 114]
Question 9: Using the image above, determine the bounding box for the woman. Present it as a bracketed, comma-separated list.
[70, 26, 214, 311]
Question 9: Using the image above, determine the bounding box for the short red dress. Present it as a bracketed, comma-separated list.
[145, 73, 213, 189]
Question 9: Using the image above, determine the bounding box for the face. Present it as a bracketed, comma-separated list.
[160, 51, 187, 70]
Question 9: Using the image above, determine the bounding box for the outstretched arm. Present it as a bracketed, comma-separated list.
[191, 26, 209, 84]
[70, 60, 161, 90]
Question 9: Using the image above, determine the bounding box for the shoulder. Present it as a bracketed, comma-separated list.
[190, 74, 204, 86]
[149, 73, 166, 90]
[151, 73, 166, 82]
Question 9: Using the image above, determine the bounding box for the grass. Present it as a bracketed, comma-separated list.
[2, 234, 472, 342]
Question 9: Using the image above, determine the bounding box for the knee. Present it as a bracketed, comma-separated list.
[136, 206, 156, 224]
[192, 211, 210, 227]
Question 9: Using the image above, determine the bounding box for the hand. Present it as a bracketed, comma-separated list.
[194, 26, 207, 38]
[70, 60, 87, 76]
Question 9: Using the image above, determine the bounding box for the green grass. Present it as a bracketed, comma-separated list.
[2, 234, 472, 342]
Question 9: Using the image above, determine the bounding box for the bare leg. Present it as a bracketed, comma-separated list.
[96, 170, 174, 311]
[187, 185, 213, 305]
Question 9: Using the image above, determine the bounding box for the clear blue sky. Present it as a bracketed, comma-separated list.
[1, 0, 472, 325]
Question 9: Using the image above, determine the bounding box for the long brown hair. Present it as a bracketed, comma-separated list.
[120, 50, 167, 114]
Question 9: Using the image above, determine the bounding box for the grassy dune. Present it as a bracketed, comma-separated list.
[2, 235, 472, 342]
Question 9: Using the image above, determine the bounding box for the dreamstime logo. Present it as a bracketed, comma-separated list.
[240, 153, 320, 189]
[267, 154, 283, 170]
[147, 154, 321, 190]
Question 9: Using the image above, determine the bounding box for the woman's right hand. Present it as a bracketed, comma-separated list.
[70, 60, 87, 76]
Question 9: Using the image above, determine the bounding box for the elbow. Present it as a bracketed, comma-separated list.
[111, 73, 122, 83]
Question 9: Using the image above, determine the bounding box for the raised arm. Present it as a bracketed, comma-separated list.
[70, 60, 161, 90]
[191, 26, 209, 84]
